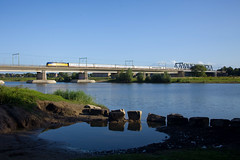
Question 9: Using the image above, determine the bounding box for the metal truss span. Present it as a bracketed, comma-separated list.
[174, 62, 213, 71]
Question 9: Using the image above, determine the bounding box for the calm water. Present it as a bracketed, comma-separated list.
[5, 82, 240, 119]
[4, 82, 240, 151]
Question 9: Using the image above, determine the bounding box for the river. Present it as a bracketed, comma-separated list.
[4, 82, 240, 151]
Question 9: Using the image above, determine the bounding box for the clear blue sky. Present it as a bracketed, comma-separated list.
[0, 0, 239, 69]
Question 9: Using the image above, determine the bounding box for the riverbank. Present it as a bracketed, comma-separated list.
[1, 124, 240, 160]
[0, 86, 108, 134]
[2, 76, 240, 83]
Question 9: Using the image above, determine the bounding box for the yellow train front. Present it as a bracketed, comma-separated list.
[46, 62, 69, 67]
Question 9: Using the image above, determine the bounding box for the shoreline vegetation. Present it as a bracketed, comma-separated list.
[2, 76, 240, 83]
[0, 86, 106, 110]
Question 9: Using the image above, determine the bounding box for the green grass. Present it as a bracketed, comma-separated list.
[0, 86, 107, 110]
[53, 89, 107, 109]
[171, 77, 240, 83]
[0, 77, 36, 82]
[0, 86, 68, 110]
[76, 149, 240, 160]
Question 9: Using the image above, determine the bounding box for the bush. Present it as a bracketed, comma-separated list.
[150, 72, 171, 83]
[137, 72, 144, 82]
[145, 76, 151, 82]
[116, 69, 133, 83]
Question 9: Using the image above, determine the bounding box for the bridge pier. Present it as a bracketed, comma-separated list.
[71, 71, 95, 83]
[177, 71, 185, 77]
[27, 70, 56, 84]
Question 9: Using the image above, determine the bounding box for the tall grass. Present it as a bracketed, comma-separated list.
[0, 86, 67, 110]
[53, 89, 107, 109]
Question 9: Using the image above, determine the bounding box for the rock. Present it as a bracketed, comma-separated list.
[84, 105, 101, 110]
[167, 113, 188, 126]
[90, 109, 109, 117]
[0, 80, 4, 85]
[189, 117, 209, 127]
[147, 113, 166, 123]
[231, 118, 240, 127]
[210, 119, 230, 128]
[128, 121, 142, 131]
[109, 121, 126, 131]
[109, 109, 126, 121]
[127, 111, 142, 121]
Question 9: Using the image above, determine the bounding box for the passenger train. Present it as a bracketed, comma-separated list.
[46, 62, 166, 69]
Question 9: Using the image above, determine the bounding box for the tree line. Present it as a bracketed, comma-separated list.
[217, 66, 240, 76]
[116, 68, 171, 83]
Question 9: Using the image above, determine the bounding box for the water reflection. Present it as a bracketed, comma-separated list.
[128, 121, 142, 131]
[109, 121, 126, 131]
[89, 121, 108, 127]
[147, 121, 166, 128]
[39, 121, 167, 151]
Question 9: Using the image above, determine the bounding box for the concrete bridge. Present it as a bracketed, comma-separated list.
[0, 64, 217, 84]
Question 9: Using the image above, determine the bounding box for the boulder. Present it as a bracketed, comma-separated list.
[84, 105, 101, 110]
[147, 113, 166, 123]
[127, 111, 142, 121]
[0, 80, 4, 85]
[167, 113, 188, 126]
[189, 117, 209, 127]
[210, 119, 230, 128]
[82, 108, 109, 117]
[109, 109, 126, 121]
[231, 118, 240, 127]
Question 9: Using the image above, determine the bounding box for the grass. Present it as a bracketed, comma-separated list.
[53, 89, 107, 109]
[0, 86, 68, 110]
[0, 86, 107, 110]
[76, 149, 240, 160]
[171, 77, 240, 83]
[0, 77, 36, 82]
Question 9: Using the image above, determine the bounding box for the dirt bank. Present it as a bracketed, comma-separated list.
[0, 101, 108, 134]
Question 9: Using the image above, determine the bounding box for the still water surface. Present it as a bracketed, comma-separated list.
[5, 82, 240, 151]
[5, 82, 240, 119]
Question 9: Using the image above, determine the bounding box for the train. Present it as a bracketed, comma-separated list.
[46, 62, 167, 69]
[46, 62, 69, 67]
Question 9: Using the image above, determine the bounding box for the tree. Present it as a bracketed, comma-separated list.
[137, 72, 144, 82]
[191, 65, 207, 77]
[150, 72, 171, 83]
[116, 69, 133, 83]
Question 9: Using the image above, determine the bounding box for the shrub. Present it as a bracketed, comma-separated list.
[150, 72, 171, 83]
[137, 72, 144, 82]
[116, 69, 133, 83]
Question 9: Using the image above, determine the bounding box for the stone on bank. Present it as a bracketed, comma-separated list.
[127, 111, 142, 121]
[109, 109, 126, 121]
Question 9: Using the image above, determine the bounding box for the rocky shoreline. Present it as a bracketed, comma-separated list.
[1, 102, 240, 160]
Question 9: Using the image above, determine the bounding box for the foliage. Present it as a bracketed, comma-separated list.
[0, 86, 106, 110]
[149, 72, 171, 83]
[0, 86, 67, 110]
[53, 89, 107, 109]
[191, 65, 207, 77]
[75, 149, 240, 160]
[171, 77, 240, 83]
[145, 76, 151, 82]
[116, 69, 133, 83]
[218, 66, 240, 76]
[137, 72, 144, 82]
